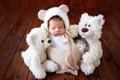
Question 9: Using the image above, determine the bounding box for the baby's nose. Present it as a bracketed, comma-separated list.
[55, 28, 60, 31]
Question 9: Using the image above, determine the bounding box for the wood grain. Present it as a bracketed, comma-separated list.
[0, 0, 120, 80]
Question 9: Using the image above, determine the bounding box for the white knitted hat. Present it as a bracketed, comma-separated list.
[38, 4, 70, 30]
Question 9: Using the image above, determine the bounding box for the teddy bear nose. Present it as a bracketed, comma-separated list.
[82, 28, 88, 33]
[48, 40, 51, 43]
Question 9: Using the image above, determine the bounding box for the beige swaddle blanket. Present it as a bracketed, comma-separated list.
[47, 33, 82, 75]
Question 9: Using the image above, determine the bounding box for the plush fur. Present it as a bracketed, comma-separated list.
[78, 13, 105, 75]
[21, 24, 58, 79]
[68, 13, 105, 75]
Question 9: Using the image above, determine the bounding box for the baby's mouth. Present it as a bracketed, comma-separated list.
[54, 33, 61, 36]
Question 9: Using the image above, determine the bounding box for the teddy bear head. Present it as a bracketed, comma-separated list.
[37, 4, 70, 30]
[78, 13, 105, 39]
[26, 26, 52, 51]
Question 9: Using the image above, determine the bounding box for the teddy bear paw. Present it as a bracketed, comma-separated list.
[82, 53, 93, 63]
[43, 60, 58, 72]
[48, 62, 58, 72]
[80, 62, 95, 75]
[33, 69, 46, 79]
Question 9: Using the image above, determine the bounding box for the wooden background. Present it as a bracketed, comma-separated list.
[0, 0, 120, 80]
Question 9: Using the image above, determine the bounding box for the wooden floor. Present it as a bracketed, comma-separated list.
[0, 0, 120, 80]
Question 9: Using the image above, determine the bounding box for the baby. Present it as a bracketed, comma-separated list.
[47, 15, 81, 75]
[38, 4, 82, 75]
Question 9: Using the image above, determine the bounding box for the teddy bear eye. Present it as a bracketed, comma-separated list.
[85, 24, 87, 26]
[41, 40, 44, 43]
[88, 24, 91, 27]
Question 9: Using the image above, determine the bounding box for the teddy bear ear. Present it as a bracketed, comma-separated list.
[26, 34, 33, 46]
[38, 10, 46, 21]
[80, 13, 89, 20]
[97, 14, 105, 26]
[26, 33, 37, 46]
[59, 4, 69, 13]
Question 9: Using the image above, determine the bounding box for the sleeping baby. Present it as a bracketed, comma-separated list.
[38, 4, 82, 75]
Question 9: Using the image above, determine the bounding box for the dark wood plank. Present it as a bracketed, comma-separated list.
[2, 9, 37, 80]
[28, 72, 36, 80]
[0, 0, 120, 80]
[3, 0, 69, 9]
[108, 15, 120, 39]
[47, 73, 75, 80]
[0, 9, 35, 80]
[102, 24, 120, 67]
[2, 9, 43, 80]
[76, 72, 92, 80]
[0, 9, 22, 45]
[97, 38, 120, 80]
[0, 5, 10, 26]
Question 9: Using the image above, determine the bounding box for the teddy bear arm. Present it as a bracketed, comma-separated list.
[68, 24, 79, 38]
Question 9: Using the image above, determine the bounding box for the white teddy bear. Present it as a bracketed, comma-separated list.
[21, 25, 58, 79]
[68, 13, 105, 75]
[78, 13, 105, 75]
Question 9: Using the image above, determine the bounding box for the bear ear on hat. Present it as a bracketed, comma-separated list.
[38, 10, 46, 21]
[59, 4, 69, 13]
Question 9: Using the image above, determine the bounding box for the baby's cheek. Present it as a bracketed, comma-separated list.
[62, 30, 66, 35]
[49, 29, 54, 34]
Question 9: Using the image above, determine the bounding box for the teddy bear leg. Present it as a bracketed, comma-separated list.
[21, 51, 31, 67]
[30, 57, 46, 79]
[43, 60, 58, 72]
[80, 62, 95, 75]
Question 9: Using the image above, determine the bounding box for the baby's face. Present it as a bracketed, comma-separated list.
[48, 20, 65, 36]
